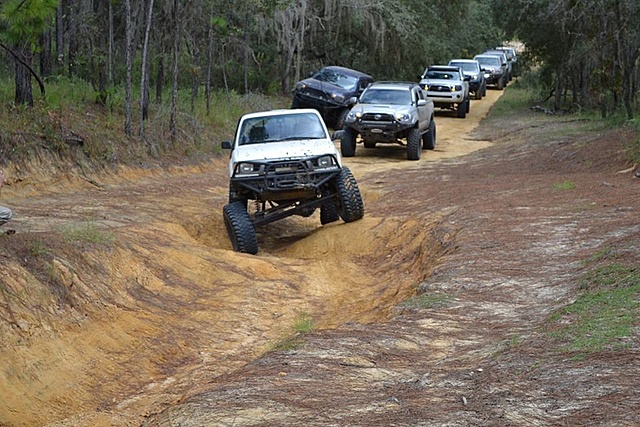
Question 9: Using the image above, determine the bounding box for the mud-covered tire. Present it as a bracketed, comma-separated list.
[340, 127, 357, 157]
[422, 119, 436, 150]
[320, 203, 340, 225]
[336, 167, 364, 223]
[334, 108, 349, 130]
[223, 201, 258, 254]
[456, 100, 467, 118]
[406, 127, 422, 160]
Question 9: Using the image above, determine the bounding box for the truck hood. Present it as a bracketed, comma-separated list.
[229, 139, 341, 174]
[420, 78, 462, 87]
[297, 78, 352, 102]
[351, 104, 413, 116]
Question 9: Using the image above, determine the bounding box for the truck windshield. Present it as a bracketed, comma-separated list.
[360, 89, 411, 105]
[239, 113, 327, 145]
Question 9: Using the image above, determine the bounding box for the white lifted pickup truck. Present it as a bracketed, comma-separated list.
[221, 108, 365, 254]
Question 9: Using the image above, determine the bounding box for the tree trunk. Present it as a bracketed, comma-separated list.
[14, 46, 34, 107]
[170, 0, 180, 143]
[140, 0, 155, 137]
[205, 7, 214, 115]
[40, 30, 52, 77]
[108, 0, 114, 84]
[67, 0, 78, 77]
[124, 0, 133, 136]
[56, 0, 64, 69]
[156, 55, 164, 104]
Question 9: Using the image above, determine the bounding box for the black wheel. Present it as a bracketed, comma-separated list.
[466, 96, 471, 113]
[406, 127, 422, 160]
[363, 140, 377, 149]
[497, 77, 504, 90]
[335, 167, 364, 223]
[335, 108, 349, 130]
[482, 83, 487, 97]
[340, 127, 357, 157]
[320, 203, 340, 225]
[456, 100, 467, 118]
[474, 88, 482, 100]
[422, 119, 436, 150]
[291, 97, 301, 109]
[223, 201, 258, 254]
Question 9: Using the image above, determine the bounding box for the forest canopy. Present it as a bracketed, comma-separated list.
[1, 0, 639, 128]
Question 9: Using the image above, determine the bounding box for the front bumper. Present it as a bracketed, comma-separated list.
[346, 114, 414, 142]
[293, 91, 345, 111]
[231, 156, 341, 202]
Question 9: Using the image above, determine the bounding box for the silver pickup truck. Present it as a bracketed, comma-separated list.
[340, 81, 436, 161]
[419, 65, 471, 118]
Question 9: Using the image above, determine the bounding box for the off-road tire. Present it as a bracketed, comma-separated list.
[340, 127, 357, 157]
[497, 77, 504, 90]
[336, 167, 364, 223]
[422, 119, 436, 150]
[466, 96, 471, 113]
[482, 84, 487, 97]
[223, 201, 258, 255]
[320, 203, 340, 225]
[474, 89, 482, 100]
[456, 100, 467, 118]
[406, 127, 422, 160]
[291, 97, 301, 109]
[335, 108, 350, 130]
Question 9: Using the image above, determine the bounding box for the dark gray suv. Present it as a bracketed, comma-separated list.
[291, 66, 374, 129]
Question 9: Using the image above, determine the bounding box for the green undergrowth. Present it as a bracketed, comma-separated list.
[270, 311, 316, 352]
[0, 75, 289, 168]
[547, 261, 639, 357]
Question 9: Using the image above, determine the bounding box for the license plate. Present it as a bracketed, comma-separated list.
[370, 129, 383, 134]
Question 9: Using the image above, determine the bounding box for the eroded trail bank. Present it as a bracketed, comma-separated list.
[0, 92, 500, 426]
[143, 111, 640, 426]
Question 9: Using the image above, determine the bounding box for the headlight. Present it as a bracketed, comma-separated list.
[395, 113, 412, 124]
[315, 155, 337, 169]
[472, 74, 478, 80]
[454, 85, 462, 91]
[332, 93, 346, 103]
[346, 111, 358, 122]
[421, 84, 429, 90]
[295, 82, 306, 91]
[235, 162, 259, 176]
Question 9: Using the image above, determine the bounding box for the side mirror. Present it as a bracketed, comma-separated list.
[417, 99, 427, 106]
[348, 96, 358, 104]
[332, 130, 344, 140]
[221, 140, 233, 149]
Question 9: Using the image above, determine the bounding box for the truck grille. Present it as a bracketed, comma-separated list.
[361, 113, 394, 122]
[428, 85, 453, 93]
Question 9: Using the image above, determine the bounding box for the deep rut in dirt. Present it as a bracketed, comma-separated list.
[0, 92, 500, 427]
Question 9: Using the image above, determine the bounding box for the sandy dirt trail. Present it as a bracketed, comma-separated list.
[0, 92, 501, 427]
